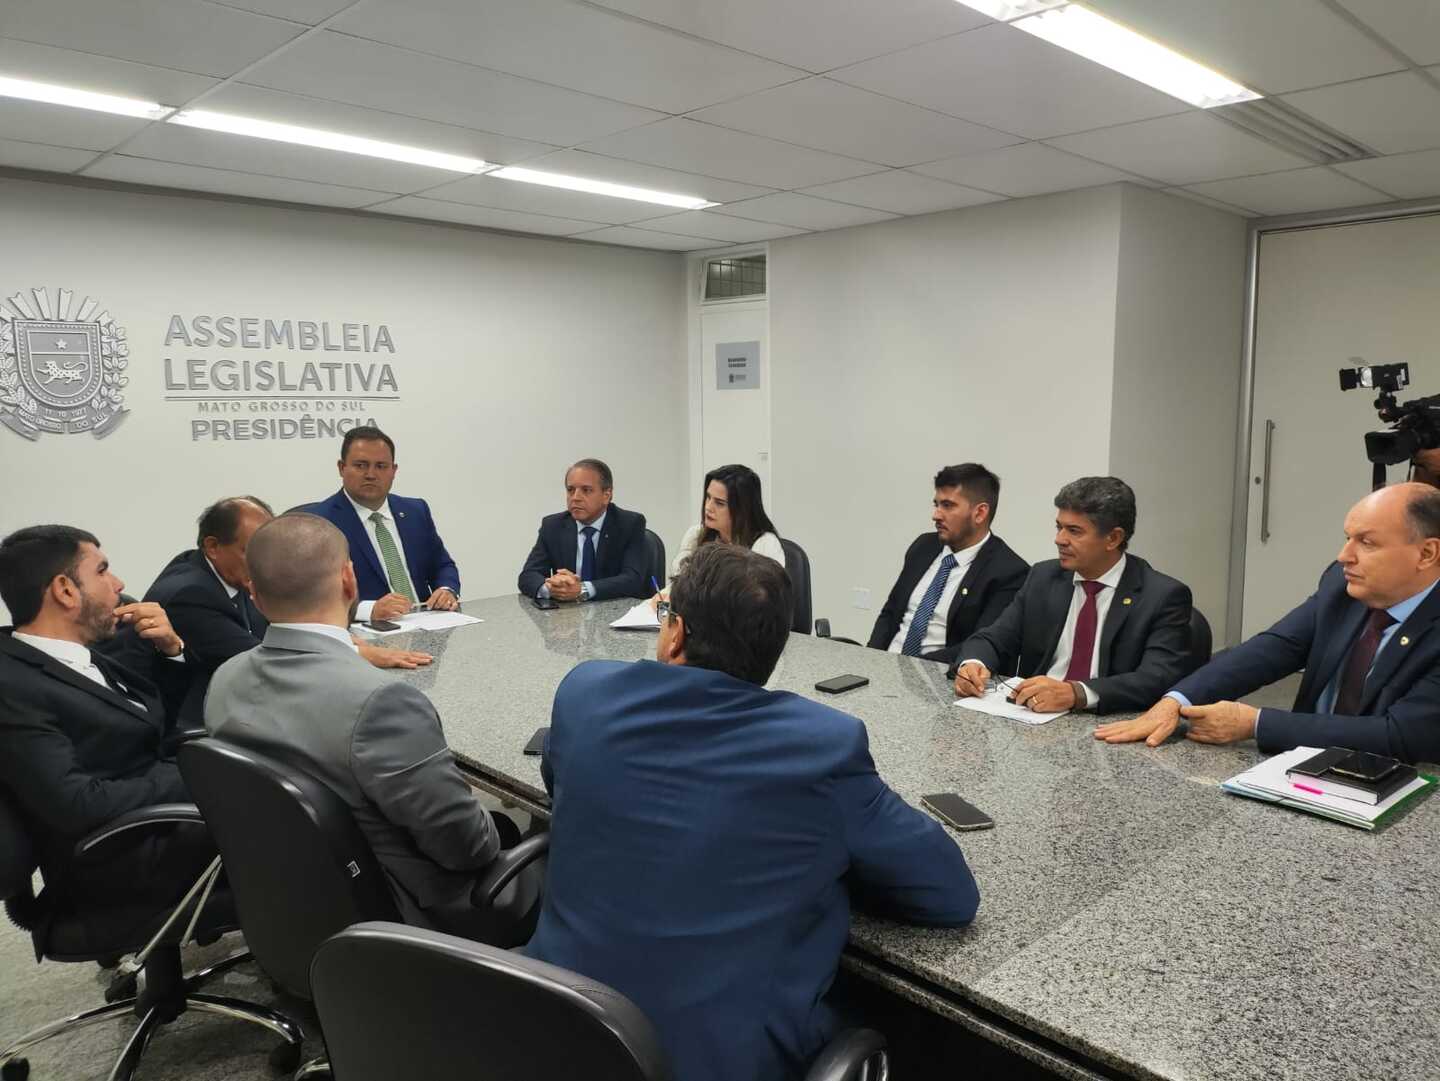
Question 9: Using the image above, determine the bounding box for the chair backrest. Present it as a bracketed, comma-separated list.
[178, 738, 400, 1000]
[644, 529, 667, 590]
[780, 538, 813, 634]
[1189, 607, 1213, 674]
[312, 922, 670, 1081]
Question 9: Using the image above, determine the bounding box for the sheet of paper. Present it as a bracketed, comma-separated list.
[610, 601, 660, 630]
[1222, 746, 1428, 825]
[360, 610, 483, 637]
[953, 686, 1068, 726]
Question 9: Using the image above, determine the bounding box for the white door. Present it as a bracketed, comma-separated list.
[699, 300, 771, 500]
[1242, 213, 1440, 637]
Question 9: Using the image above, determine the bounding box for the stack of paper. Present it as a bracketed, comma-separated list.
[610, 602, 661, 630]
[1222, 746, 1434, 830]
[953, 686, 1068, 726]
[360, 610, 483, 637]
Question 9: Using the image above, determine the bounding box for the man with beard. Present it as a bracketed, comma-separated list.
[0, 525, 215, 917]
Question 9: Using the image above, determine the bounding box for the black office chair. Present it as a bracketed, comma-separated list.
[0, 788, 302, 1081]
[780, 538, 814, 635]
[1188, 608, 1213, 674]
[814, 619, 864, 647]
[644, 530, 667, 591]
[310, 921, 889, 1081]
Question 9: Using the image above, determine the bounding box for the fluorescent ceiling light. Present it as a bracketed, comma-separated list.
[0, 74, 172, 119]
[490, 166, 718, 209]
[1009, 4, 1260, 109]
[953, 0, 1065, 20]
[168, 110, 489, 173]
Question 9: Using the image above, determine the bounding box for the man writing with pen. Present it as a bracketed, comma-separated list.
[949, 477, 1195, 716]
[517, 458, 653, 603]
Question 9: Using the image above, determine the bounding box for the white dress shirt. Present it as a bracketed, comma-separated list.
[271, 622, 360, 652]
[538, 511, 608, 602]
[1044, 554, 1128, 710]
[888, 534, 991, 654]
[206, 555, 239, 599]
[13, 631, 151, 707]
[345, 491, 413, 621]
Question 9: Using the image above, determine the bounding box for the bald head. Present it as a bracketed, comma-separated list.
[246, 512, 354, 623]
[1339, 483, 1440, 608]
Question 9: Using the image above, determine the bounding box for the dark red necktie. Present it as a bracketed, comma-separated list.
[1333, 607, 1395, 715]
[1064, 580, 1105, 682]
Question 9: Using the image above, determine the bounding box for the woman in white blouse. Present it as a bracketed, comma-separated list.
[672, 464, 785, 577]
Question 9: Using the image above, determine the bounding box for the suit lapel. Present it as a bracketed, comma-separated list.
[389, 496, 422, 586]
[597, 507, 620, 577]
[1303, 602, 1368, 707]
[1038, 569, 1074, 670]
[332, 491, 387, 585]
[946, 538, 986, 623]
[1097, 557, 1144, 674]
[36, 648, 155, 725]
[1361, 587, 1440, 711]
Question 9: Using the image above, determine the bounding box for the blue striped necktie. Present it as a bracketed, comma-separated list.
[902, 553, 957, 657]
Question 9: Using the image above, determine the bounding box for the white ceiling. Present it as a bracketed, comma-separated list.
[1, 0, 1439, 248]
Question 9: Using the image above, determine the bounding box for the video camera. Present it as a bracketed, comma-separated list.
[1339, 361, 1440, 487]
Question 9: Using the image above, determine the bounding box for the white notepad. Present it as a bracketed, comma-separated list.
[609, 602, 661, 630]
[361, 610, 483, 636]
[953, 684, 1069, 725]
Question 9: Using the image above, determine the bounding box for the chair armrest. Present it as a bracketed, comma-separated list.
[804, 1028, 887, 1081]
[472, 832, 549, 907]
[815, 618, 833, 638]
[75, 803, 205, 857]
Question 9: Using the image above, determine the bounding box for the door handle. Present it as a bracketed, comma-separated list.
[1260, 419, 1276, 543]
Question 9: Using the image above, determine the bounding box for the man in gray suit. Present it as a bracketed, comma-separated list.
[205, 512, 533, 943]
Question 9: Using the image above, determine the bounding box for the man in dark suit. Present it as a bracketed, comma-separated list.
[0, 525, 214, 917]
[1098, 483, 1440, 762]
[517, 458, 649, 602]
[868, 462, 1028, 664]
[305, 425, 461, 622]
[528, 544, 979, 1081]
[951, 476, 1193, 716]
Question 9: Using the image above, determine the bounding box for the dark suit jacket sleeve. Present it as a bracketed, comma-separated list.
[1087, 579, 1194, 715]
[836, 724, 979, 926]
[420, 500, 461, 595]
[1171, 588, 1318, 707]
[925, 557, 1029, 667]
[518, 527, 553, 598]
[590, 511, 649, 602]
[1253, 666, 1440, 762]
[165, 587, 260, 673]
[950, 569, 1037, 678]
[0, 695, 187, 837]
[350, 682, 499, 872]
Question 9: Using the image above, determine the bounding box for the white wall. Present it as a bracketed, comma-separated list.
[0, 175, 690, 620]
[1109, 185, 1247, 636]
[769, 186, 1126, 641]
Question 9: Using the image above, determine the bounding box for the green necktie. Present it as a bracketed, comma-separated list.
[369, 511, 417, 602]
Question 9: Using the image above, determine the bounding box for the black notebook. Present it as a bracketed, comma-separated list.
[1285, 747, 1418, 805]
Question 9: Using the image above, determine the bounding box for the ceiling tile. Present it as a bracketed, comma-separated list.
[800, 170, 1004, 214]
[0, 98, 149, 153]
[0, 136, 96, 173]
[212, 0, 356, 24]
[1160, 187, 1258, 218]
[415, 174, 663, 225]
[0, 0, 304, 78]
[199, 84, 557, 167]
[1185, 166, 1391, 215]
[1335, 0, 1440, 66]
[115, 123, 467, 194]
[571, 226, 717, 251]
[1335, 148, 1440, 199]
[690, 77, 1020, 167]
[578, 118, 881, 190]
[1082, 0, 1402, 94]
[719, 192, 897, 230]
[364, 196, 597, 235]
[914, 142, 1135, 196]
[81, 154, 391, 208]
[1046, 112, 1309, 185]
[0, 37, 218, 105]
[634, 211, 807, 242]
[586, 0, 988, 73]
[332, 0, 803, 114]
[831, 23, 1185, 141]
[518, 149, 772, 206]
[242, 31, 663, 148]
[1282, 72, 1440, 156]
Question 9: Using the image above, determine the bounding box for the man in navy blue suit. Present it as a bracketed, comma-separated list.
[305, 426, 461, 622]
[517, 458, 650, 602]
[527, 543, 979, 1081]
[1097, 483, 1440, 763]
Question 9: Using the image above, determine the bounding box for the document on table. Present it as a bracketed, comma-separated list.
[1221, 746, 1434, 830]
[361, 610, 484, 636]
[953, 685, 1069, 725]
[610, 601, 660, 630]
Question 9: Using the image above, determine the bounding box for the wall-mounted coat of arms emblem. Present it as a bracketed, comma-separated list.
[0, 287, 129, 441]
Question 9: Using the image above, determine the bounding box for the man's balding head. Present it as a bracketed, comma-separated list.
[247, 513, 355, 624]
[1339, 483, 1440, 608]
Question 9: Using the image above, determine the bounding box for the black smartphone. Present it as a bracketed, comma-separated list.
[1331, 750, 1400, 783]
[523, 727, 549, 756]
[366, 619, 402, 631]
[815, 674, 870, 694]
[533, 595, 560, 610]
[921, 793, 994, 831]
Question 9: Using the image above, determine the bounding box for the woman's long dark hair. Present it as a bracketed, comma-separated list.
[698, 464, 779, 550]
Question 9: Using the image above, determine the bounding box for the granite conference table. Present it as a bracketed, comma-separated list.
[381, 594, 1440, 1081]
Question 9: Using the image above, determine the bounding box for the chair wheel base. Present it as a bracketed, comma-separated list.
[2, 1058, 30, 1081]
[269, 1040, 302, 1073]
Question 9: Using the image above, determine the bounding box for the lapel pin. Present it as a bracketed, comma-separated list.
[961, 587, 969, 596]
[1401, 636, 1411, 646]
[1122, 597, 1133, 606]
[398, 511, 406, 519]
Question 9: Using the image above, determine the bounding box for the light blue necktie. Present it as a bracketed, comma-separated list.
[902, 553, 957, 657]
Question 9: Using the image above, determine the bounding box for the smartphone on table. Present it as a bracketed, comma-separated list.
[921, 793, 995, 831]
